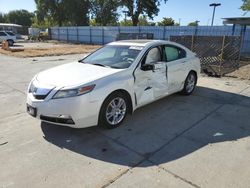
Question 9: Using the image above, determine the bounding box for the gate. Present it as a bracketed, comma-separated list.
[170, 35, 242, 76]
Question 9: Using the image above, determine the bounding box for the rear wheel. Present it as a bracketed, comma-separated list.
[99, 92, 128, 129]
[181, 72, 197, 95]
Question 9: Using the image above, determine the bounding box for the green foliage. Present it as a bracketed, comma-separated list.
[121, 0, 167, 26]
[31, 16, 54, 28]
[138, 15, 151, 26]
[119, 15, 155, 26]
[34, 0, 90, 26]
[89, 19, 98, 26]
[90, 0, 120, 26]
[64, 0, 90, 26]
[241, 0, 250, 11]
[188, 21, 199, 26]
[119, 19, 133, 26]
[4, 10, 34, 26]
[0, 12, 7, 23]
[158, 17, 175, 26]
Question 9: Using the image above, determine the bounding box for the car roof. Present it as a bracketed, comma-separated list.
[108, 40, 163, 47]
[108, 40, 186, 48]
[108, 40, 192, 53]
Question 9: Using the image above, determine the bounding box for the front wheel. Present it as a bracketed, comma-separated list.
[99, 92, 128, 129]
[181, 72, 197, 95]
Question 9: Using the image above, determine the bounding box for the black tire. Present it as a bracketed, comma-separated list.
[181, 72, 197, 95]
[99, 92, 129, 129]
[7, 40, 14, 46]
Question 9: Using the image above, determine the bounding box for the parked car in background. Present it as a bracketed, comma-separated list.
[27, 40, 201, 129]
[0, 31, 17, 46]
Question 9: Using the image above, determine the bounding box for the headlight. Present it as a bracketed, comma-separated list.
[28, 81, 36, 93]
[53, 84, 95, 99]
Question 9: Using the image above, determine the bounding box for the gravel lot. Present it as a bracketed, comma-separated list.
[0, 53, 250, 188]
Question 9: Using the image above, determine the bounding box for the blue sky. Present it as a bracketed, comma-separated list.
[0, 0, 247, 25]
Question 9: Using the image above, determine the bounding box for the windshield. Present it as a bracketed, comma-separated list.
[82, 45, 142, 69]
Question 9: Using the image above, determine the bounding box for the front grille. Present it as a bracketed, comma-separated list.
[40, 115, 75, 125]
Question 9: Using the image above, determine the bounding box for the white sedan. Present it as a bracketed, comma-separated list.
[27, 40, 200, 129]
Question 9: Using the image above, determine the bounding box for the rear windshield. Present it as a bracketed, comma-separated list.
[6, 32, 15, 36]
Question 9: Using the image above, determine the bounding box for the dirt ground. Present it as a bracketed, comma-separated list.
[0, 41, 100, 58]
[225, 61, 250, 80]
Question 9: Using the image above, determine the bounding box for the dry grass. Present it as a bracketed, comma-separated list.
[0, 44, 101, 58]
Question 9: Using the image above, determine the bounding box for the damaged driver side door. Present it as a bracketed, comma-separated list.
[134, 46, 168, 107]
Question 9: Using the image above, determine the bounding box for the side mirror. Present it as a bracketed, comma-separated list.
[141, 64, 155, 71]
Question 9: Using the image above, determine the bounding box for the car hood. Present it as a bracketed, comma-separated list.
[36, 62, 123, 87]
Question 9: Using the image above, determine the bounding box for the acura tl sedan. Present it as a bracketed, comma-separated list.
[27, 40, 200, 129]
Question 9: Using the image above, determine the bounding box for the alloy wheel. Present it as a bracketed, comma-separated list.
[105, 97, 127, 125]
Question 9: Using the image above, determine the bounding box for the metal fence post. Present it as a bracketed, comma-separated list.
[117, 26, 121, 41]
[76, 27, 79, 43]
[66, 27, 68, 42]
[90, 26, 92, 44]
[163, 26, 166, 40]
[58, 27, 60, 41]
[219, 35, 226, 76]
[239, 25, 247, 60]
[195, 26, 198, 36]
[102, 27, 104, 45]
[191, 35, 194, 51]
[232, 24, 236, 36]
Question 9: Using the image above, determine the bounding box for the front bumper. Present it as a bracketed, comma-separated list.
[26, 92, 101, 128]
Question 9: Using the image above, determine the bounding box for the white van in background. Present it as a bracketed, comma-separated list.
[0, 31, 17, 46]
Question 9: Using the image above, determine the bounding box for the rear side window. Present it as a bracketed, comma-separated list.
[164, 46, 186, 62]
[0, 32, 7, 36]
[6, 32, 15, 36]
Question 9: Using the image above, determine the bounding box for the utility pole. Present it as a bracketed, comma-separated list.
[210, 3, 221, 26]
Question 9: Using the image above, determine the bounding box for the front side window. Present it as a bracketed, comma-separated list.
[145, 47, 161, 64]
[82, 45, 142, 69]
[164, 46, 186, 62]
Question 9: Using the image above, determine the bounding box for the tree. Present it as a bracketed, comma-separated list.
[90, 0, 120, 26]
[119, 15, 155, 26]
[241, 0, 250, 11]
[158, 17, 175, 26]
[138, 15, 150, 26]
[119, 19, 133, 26]
[34, 0, 90, 27]
[188, 21, 199, 26]
[64, 0, 90, 26]
[0, 13, 7, 23]
[35, 0, 66, 26]
[5, 10, 34, 26]
[121, 0, 167, 26]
